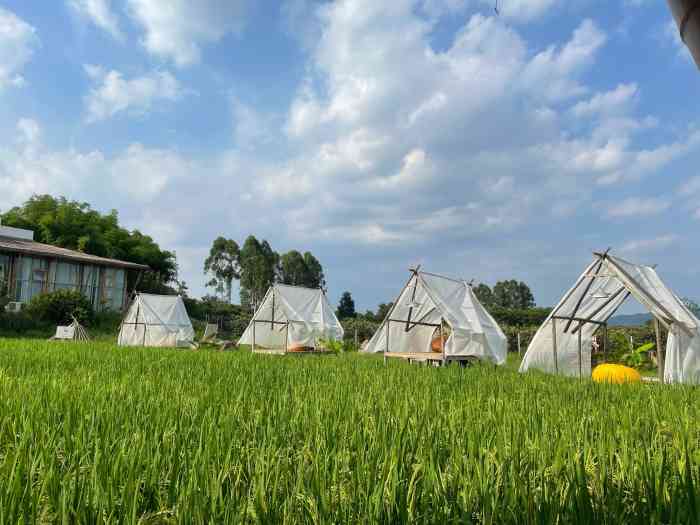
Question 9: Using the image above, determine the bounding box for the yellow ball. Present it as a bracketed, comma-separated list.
[592, 364, 642, 384]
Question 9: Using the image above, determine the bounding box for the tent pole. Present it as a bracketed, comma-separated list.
[577, 327, 583, 379]
[655, 318, 665, 384]
[253, 319, 256, 353]
[284, 321, 289, 355]
[551, 318, 559, 374]
[384, 320, 390, 366]
[605, 256, 685, 335]
[271, 290, 275, 330]
[563, 254, 607, 333]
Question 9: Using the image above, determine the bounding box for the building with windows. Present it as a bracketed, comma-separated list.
[0, 225, 148, 311]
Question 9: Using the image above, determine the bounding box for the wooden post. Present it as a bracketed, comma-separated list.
[655, 318, 664, 384]
[603, 323, 608, 362]
[551, 318, 559, 374]
[252, 319, 256, 353]
[440, 319, 445, 366]
[577, 327, 583, 379]
[517, 332, 522, 357]
[284, 322, 289, 355]
[354, 328, 358, 347]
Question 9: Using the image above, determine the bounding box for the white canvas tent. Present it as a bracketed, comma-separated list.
[238, 284, 344, 353]
[364, 269, 507, 365]
[519, 251, 700, 384]
[118, 293, 195, 348]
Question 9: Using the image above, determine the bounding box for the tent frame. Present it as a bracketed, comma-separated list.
[544, 250, 694, 383]
[249, 285, 331, 355]
[118, 293, 194, 348]
[379, 267, 480, 366]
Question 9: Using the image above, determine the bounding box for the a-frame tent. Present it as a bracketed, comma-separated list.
[364, 269, 507, 365]
[519, 251, 700, 384]
[238, 284, 344, 353]
[118, 293, 195, 348]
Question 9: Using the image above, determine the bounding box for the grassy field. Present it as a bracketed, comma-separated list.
[0, 340, 698, 523]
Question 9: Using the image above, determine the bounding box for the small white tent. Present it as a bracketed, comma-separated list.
[238, 284, 344, 353]
[118, 293, 195, 348]
[364, 269, 507, 365]
[520, 251, 700, 384]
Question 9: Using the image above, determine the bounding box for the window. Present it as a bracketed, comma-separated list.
[101, 268, 126, 310]
[0, 254, 9, 296]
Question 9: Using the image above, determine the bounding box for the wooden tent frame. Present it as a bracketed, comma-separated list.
[546, 250, 695, 383]
[50, 315, 90, 342]
[249, 284, 335, 355]
[118, 293, 193, 347]
[378, 267, 480, 367]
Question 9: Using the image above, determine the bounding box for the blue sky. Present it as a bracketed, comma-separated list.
[1, 0, 699, 313]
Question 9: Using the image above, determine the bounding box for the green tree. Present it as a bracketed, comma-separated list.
[204, 237, 240, 303]
[279, 251, 308, 286]
[336, 291, 356, 320]
[278, 250, 326, 290]
[472, 283, 495, 309]
[376, 302, 393, 321]
[1, 195, 177, 292]
[492, 280, 535, 309]
[303, 252, 326, 290]
[239, 236, 278, 311]
[682, 297, 700, 318]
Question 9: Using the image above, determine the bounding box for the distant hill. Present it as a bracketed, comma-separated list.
[608, 313, 652, 327]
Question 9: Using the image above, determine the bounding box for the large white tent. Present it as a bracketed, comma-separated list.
[118, 293, 195, 348]
[520, 251, 700, 384]
[238, 284, 344, 353]
[364, 269, 507, 365]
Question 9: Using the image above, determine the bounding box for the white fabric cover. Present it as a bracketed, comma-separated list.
[520, 254, 700, 384]
[238, 284, 344, 349]
[364, 271, 507, 365]
[118, 294, 195, 347]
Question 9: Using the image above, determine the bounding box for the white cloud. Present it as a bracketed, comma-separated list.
[16, 118, 41, 145]
[68, 0, 123, 40]
[232, 98, 274, 148]
[84, 66, 183, 122]
[0, 8, 39, 90]
[606, 197, 670, 218]
[571, 83, 639, 118]
[423, 0, 559, 21]
[0, 117, 211, 218]
[249, 2, 700, 251]
[620, 235, 680, 254]
[127, 0, 247, 66]
[482, 0, 559, 21]
[519, 19, 606, 102]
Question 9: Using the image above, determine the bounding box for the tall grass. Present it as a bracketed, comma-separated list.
[0, 338, 697, 523]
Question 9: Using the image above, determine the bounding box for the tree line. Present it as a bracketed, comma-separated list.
[335, 279, 537, 321]
[204, 236, 325, 309]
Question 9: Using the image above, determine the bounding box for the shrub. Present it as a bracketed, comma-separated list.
[25, 289, 95, 326]
[341, 317, 379, 343]
[0, 310, 51, 335]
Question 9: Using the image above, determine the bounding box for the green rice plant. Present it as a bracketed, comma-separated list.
[0, 338, 697, 523]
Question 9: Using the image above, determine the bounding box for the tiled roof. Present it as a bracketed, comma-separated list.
[0, 236, 149, 270]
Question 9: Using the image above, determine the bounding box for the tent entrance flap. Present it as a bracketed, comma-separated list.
[364, 269, 507, 366]
[520, 251, 700, 384]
